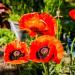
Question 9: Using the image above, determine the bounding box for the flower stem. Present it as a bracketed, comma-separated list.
[42, 63, 49, 75]
[71, 38, 75, 54]
[47, 63, 49, 75]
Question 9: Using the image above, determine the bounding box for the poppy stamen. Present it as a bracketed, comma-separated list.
[36, 46, 49, 59]
[13, 50, 20, 57]
[9, 50, 24, 60]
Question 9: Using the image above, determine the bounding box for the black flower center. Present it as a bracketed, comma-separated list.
[30, 27, 43, 35]
[9, 50, 25, 60]
[36, 46, 49, 59]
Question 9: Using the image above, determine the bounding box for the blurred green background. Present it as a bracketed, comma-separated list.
[1, 0, 75, 19]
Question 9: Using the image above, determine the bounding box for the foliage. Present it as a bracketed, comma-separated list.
[3, 0, 44, 15]
[0, 28, 16, 46]
[44, 0, 63, 15]
[9, 14, 20, 21]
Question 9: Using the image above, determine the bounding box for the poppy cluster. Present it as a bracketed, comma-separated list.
[69, 9, 75, 20]
[4, 12, 64, 64]
[4, 36, 63, 64]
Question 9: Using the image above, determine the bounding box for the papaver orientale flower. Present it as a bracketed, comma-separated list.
[69, 9, 75, 20]
[19, 12, 57, 37]
[29, 35, 64, 63]
[4, 40, 28, 64]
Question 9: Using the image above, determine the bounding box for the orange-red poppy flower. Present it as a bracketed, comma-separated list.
[19, 12, 57, 37]
[69, 9, 75, 20]
[4, 40, 28, 64]
[29, 35, 64, 63]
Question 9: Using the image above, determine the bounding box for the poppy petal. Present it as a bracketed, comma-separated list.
[19, 12, 39, 30]
[40, 13, 57, 36]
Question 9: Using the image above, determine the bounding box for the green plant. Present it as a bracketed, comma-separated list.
[0, 28, 16, 47]
[44, 0, 63, 15]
